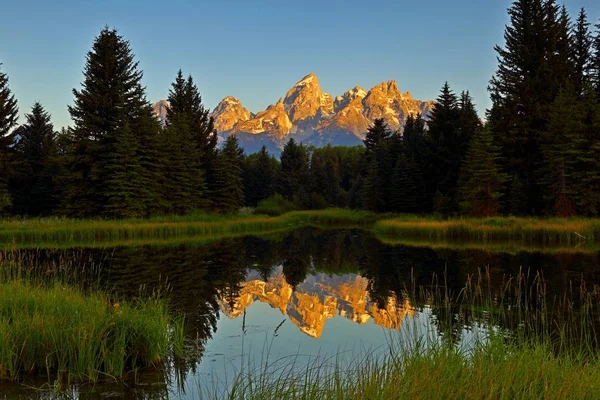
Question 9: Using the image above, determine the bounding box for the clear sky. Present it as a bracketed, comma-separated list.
[1, 0, 599, 129]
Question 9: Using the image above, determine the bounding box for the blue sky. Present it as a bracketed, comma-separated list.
[1, 0, 599, 129]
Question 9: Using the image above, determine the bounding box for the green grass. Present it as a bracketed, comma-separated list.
[374, 215, 600, 245]
[0, 259, 184, 383]
[2, 210, 600, 253]
[0, 209, 379, 249]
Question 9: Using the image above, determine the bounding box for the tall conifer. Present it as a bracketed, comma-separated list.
[0, 64, 18, 213]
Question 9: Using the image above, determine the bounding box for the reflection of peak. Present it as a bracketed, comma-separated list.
[218, 268, 415, 338]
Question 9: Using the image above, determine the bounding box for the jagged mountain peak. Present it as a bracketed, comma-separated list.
[211, 96, 252, 132]
[283, 72, 332, 126]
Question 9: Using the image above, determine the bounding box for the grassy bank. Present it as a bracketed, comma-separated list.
[0, 209, 378, 249]
[0, 261, 184, 383]
[2, 209, 600, 251]
[374, 216, 600, 245]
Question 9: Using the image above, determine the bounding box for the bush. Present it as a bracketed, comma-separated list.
[255, 194, 298, 216]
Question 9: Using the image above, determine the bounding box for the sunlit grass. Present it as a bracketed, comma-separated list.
[0, 209, 379, 249]
[0, 258, 184, 383]
[375, 216, 600, 245]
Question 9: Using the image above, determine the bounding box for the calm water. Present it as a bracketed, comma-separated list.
[2, 228, 600, 399]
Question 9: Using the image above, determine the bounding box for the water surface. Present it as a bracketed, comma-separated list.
[2, 228, 600, 399]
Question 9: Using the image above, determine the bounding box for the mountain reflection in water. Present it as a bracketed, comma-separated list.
[3, 228, 600, 399]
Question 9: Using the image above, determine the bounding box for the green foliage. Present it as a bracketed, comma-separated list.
[243, 146, 278, 207]
[64, 27, 160, 218]
[0, 276, 183, 382]
[10, 103, 61, 216]
[0, 64, 18, 215]
[280, 138, 311, 205]
[390, 154, 417, 213]
[212, 135, 245, 213]
[489, 0, 573, 214]
[457, 127, 508, 217]
[255, 194, 298, 216]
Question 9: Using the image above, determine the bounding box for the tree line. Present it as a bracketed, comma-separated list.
[1, 0, 600, 218]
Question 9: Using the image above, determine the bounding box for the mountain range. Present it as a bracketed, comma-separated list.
[153, 73, 435, 155]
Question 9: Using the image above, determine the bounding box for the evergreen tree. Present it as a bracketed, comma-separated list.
[488, 0, 573, 214]
[104, 121, 145, 218]
[243, 145, 278, 206]
[457, 127, 508, 217]
[543, 83, 600, 216]
[163, 70, 206, 213]
[0, 64, 18, 213]
[425, 82, 462, 212]
[280, 138, 310, 205]
[166, 69, 217, 206]
[573, 8, 593, 95]
[362, 156, 385, 212]
[363, 118, 392, 152]
[592, 20, 600, 98]
[65, 27, 158, 217]
[390, 154, 417, 213]
[212, 135, 244, 213]
[11, 103, 60, 215]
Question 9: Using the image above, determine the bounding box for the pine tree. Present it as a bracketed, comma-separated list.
[243, 145, 278, 206]
[390, 154, 417, 213]
[163, 70, 206, 213]
[573, 8, 593, 95]
[280, 138, 310, 205]
[65, 27, 157, 217]
[488, 0, 571, 215]
[592, 20, 600, 98]
[426, 82, 462, 211]
[12, 103, 60, 215]
[0, 64, 18, 213]
[104, 121, 145, 218]
[457, 127, 508, 217]
[212, 135, 244, 213]
[362, 156, 385, 213]
[363, 118, 392, 152]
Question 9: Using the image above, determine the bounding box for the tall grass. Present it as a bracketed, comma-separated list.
[0, 209, 379, 249]
[0, 256, 184, 383]
[375, 216, 600, 245]
[205, 268, 600, 399]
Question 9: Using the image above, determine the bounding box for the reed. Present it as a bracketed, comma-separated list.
[0, 209, 378, 249]
[374, 216, 600, 245]
[0, 256, 184, 383]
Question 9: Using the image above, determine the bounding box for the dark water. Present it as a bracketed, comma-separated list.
[2, 228, 600, 399]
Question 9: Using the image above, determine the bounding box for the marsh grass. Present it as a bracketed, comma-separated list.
[0, 254, 184, 384]
[375, 216, 600, 245]
[204, 268, 600, 400]
[0, 209, 378, 249]
[4, 210, 600, 252]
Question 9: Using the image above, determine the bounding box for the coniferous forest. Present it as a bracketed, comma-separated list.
[1, 1, 600, 219]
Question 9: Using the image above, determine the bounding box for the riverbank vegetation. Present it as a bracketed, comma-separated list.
[0, 258, 184, 383]
[2, 209, 600, 250]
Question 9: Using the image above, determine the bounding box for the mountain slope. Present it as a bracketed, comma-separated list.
[154, 73, 434, 155]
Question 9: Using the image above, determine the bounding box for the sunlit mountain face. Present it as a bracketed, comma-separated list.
[154, 73, 434, 155]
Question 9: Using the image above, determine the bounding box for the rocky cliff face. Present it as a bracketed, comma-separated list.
[218, 267, 415, 338]
[211, 96, 253, 132]
[154, 73, 434, 155]
[153, 100, 169, 126]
